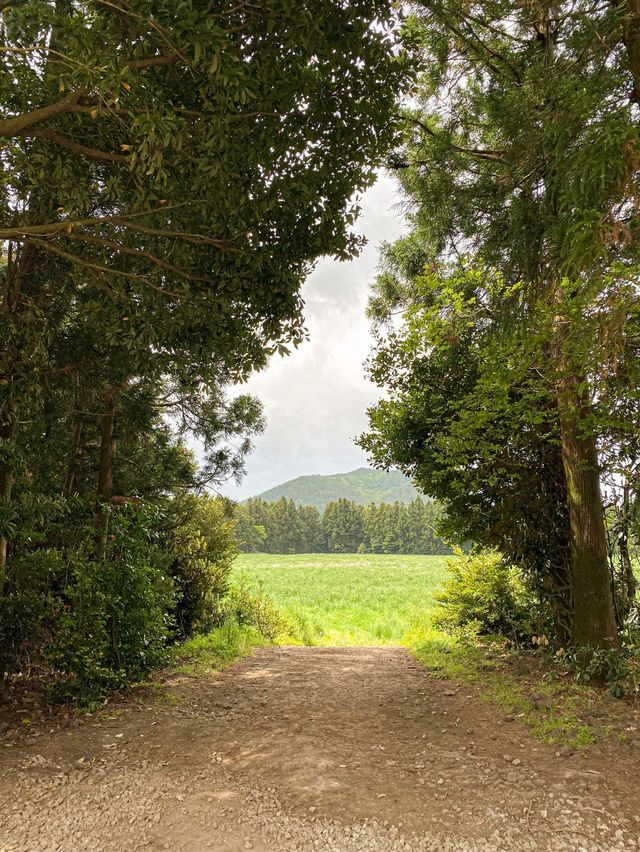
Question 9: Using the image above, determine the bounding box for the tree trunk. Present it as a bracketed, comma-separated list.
[1, 240, 38, 584]
[613, 0, 640, 106]
[96, 390, 117, 555]
[555, 372, 619, 649]
[617, 477, 638, 619]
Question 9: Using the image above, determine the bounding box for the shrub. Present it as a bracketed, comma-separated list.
[221, 580, 289, 640]
[167, 495, 238, 638]
[0, 549, 65, 677]
[47, 504, 174, 704]
[568, 644, 640, 698]
[434, 549, 536, 642]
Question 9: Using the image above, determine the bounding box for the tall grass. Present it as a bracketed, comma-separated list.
[232, 553, 449, 646]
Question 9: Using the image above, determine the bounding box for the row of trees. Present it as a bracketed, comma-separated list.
[0, 1, 406, 697]
[234, 496, 452, 554]
[361, 0, 640, 649]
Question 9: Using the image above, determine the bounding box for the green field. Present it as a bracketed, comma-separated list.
[231, 553, 450, 646]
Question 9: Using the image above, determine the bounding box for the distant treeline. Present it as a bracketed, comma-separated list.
[234, 497, 452, 555]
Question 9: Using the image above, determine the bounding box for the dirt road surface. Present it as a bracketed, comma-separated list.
[1, 647, 639, 851]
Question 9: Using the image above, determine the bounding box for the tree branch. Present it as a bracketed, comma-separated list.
[0, 90, 87, 137]
[24, 239, 185, 299]
[65, 233, 221, 283]
[125, 54, 179, 70]
[409, 117, 505, 162]
[0, 215, 231, 248]
[19, 128, 129, 163]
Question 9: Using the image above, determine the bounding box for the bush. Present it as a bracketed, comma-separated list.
[221, 580, 289, 640]
[0, 549, 65, 677]
[47, 504, 174, 704]
[0, 494, 262, 705]
[434, 549, 536, 642]
[167, 495, 238, 638]
[568, 643, 640, 698]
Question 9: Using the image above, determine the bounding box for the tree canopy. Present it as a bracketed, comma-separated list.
[0, 1, 410, 698]
[1, 0, 408, 568]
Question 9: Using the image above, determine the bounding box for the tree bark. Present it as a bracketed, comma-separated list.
[613, 0, 640, 106]
[617, 477, 638, 619]
[552, 311, 619, 649]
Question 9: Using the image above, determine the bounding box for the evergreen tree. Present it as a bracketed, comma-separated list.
[361, 0, 640, 648]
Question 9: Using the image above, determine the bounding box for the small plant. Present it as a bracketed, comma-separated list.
[568, 645, 640, 698]
[221, 580, 289, 640]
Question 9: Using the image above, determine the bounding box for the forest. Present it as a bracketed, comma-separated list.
[2, 3, 640, 850]
[234, 496, 452, 554]
[1, 0, 639, 704]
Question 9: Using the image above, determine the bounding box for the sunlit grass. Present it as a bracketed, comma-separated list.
[172, 621, 268, 675]
[232, 553, 450, 646]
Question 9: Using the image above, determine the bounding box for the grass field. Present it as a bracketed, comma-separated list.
[231, 553, 450, 646]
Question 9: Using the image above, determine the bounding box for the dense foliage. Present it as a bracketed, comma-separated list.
[234, 496, 452, 555]
[0, 2, 407, 701]
[434, 550, 538, 643]
[361, 0, 640, 650]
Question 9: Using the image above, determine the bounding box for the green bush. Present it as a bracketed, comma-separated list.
[47, 505, 174, 704]
[568, 644, 640, 698]
[167, 495, 238, 638]
[0, 494, 271, 705]
[0, 549, 65, 677]
[222, 580, 289, 640]
[434, 549, 536, 641]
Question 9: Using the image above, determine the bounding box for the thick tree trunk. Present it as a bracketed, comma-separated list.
[555, 373, 619, 649]
[613, 0, 640, 106]
[96, 390, 117, 554]
[551, 280, 619, 650]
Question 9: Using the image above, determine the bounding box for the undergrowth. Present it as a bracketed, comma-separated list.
[171, 619, 272, 676]
[408, 628, 602, 749]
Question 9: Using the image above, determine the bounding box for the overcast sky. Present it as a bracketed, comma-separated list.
[220, 172, 406, 501]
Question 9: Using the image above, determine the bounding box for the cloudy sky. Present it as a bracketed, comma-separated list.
[220, 173, 406, 501]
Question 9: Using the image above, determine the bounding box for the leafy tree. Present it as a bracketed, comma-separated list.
[322, 498, 365, 553]
[298, 505, 326, 553]
[361, 262, 574, 639]
[0, 0, 408, 569]
[234, 504, 268, 554]
[362, 0, 640, 649]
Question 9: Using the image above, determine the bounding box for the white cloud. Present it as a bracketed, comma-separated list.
[221, 172, 405, 500]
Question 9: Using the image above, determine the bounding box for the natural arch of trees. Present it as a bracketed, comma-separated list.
[1, 0, 640, 701]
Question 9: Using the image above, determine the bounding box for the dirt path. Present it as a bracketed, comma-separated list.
[1, 647, 639, 851]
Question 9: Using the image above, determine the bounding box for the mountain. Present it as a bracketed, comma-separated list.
[252, 467, 421, 510]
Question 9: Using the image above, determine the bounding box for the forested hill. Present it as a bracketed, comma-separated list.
[253, 468, 420, 510]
